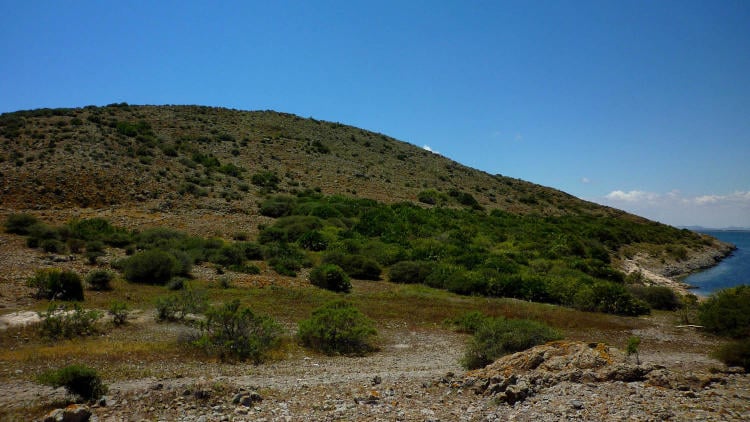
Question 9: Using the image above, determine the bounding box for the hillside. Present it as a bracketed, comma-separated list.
[0, 105, 747, 420]
[0, 104, 731, 276]
[0, 104, 634, 214]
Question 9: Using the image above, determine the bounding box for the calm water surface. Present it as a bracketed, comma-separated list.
[684, 230, 750, 296]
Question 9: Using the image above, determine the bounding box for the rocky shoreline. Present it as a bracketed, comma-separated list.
[621, 240, 736, 297]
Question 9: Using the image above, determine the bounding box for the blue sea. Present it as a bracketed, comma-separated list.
[684, 230, 750, 296]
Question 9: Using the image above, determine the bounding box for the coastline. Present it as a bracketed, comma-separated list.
[621, 240, 736, 298]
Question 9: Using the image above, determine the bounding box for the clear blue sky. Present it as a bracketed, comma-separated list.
[2, 0, 749, 228]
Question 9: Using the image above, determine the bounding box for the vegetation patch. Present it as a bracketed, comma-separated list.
[699, 286, 750, 338]
[28, 269, 84, 301]
[195, 300, 283, 363]
[298, 300, 377, 355]
[37, 364, 107, 402]
[309, 264, 351, 293]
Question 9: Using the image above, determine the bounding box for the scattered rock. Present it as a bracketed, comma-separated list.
[43, 404, 92, 422]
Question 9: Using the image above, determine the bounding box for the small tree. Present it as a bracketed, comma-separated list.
[626, 336, 641, 365]
[37, 364, 107, 402]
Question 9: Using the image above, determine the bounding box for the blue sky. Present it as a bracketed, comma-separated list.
[2, 0, 749, 228]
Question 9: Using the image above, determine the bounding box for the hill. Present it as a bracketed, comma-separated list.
[0, 104, 746, 420]
[1, 104, 615, 213]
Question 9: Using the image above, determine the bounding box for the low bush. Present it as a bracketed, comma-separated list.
[322, 252, 381, 280]
[461, 316, 562, 369]
[573, 281, 650, 316]
[27, 269, 84, 301]
[713, 338, 750, 371]
[121, 249, 179, 284]
[298, 300, 377, 355]
[195, 300, 282, 363]
[627, 285, 681, 310]
[37, 364, 107, 401]
[38, 303, 100, 339]
[263, 242, 310, 276]
[259, 195, 296, 217]
[699, 286, 750, 338]
[388, 261, 433, 284]
[40, 238, 67, 253]
[108, 301, 128, 326]
[85, 270, 114, 291]
[155, 287, 208, 321]
[298, 230, 328, 251]
[4, 213, 39, 234]
[309, 264, 351, 293]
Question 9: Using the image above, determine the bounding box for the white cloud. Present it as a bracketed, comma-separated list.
[694, 191, 750, 206]
[596, 189, 750, 228]
[604, 190, 659, 202]
[422, 145, 440, 154]
[581, 177, 591, 184]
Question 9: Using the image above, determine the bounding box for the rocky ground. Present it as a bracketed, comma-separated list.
[17, 337, 749, 422]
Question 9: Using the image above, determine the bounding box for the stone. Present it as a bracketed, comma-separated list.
[43, 404, 92, 422]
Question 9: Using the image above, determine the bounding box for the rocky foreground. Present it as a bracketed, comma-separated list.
[28, 340, 749, 422]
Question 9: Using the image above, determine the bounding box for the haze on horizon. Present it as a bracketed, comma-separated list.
[1, 1, 748, 228]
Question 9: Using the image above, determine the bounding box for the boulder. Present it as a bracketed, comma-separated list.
[43, 404, 92, 422]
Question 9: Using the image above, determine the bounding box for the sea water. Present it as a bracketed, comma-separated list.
[684, 230, 750, 296]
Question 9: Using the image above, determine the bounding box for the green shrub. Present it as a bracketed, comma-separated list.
[38, 303, 100, 339]
[417, 190, 445, 206]
[108, 301, 128, 326]
[37, 364, 107, 401]
[121, 249, 179, 284]
[309, 264, 351, 293]
[251, 171, 280, 191]
[155, 287, 208, 321]
[573, 281, 650, 316]
[713, 338, 750, 371]
[388, 261, 433, 284]
[322, 252, 381, 280]
[26, 222, 60, 248]
[699, 286, 750, 338]
[4, 213, 39, 234]
[259, 195, 296, 217]
[298, 230, 328, 251]
[627, 285, 681, 310]
[195, 300, 282, 363]
[263, 242, 310, 276]
[27, 269, 84, 301]
[461, 317, 562, 369]
[298, 300, 377, 355]
[85, 270, 114, 291]
[40, 239, 67, 253]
